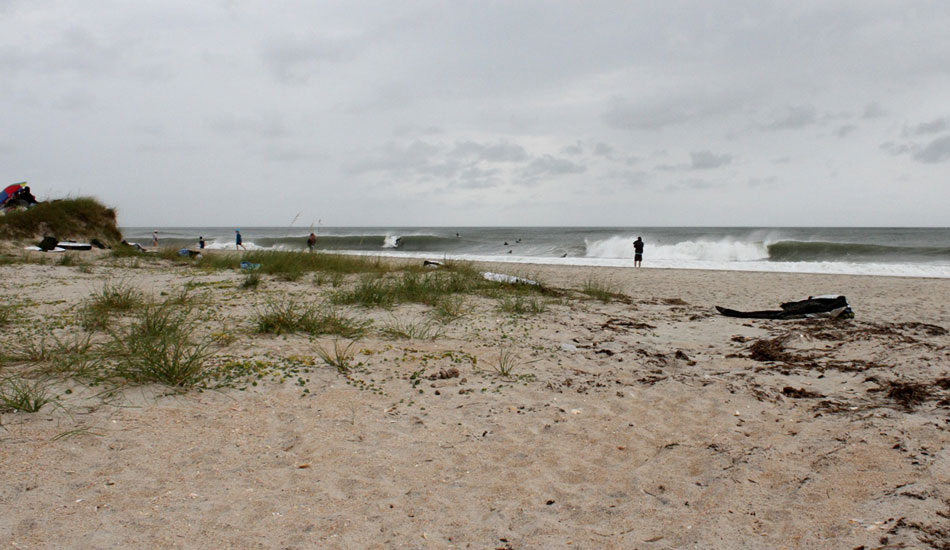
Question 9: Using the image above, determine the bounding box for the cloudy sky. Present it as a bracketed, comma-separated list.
[2, 1, 949, 227]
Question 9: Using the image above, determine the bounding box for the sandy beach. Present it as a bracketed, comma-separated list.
[2, 252, 949, 549]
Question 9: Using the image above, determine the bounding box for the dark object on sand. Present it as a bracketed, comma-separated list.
[717, 295, 853, 320]
[38, 236, 58, 251]
[58, 241, 92, 251]
[90, 239, 107, 249]
[423, 260, 443, 267]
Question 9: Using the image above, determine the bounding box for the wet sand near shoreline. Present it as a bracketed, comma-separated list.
[2, 254, 949, 549]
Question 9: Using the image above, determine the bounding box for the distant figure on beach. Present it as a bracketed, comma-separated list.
[307, 232, 317, 252]
[235, 229, 246, 250]
[198, 236, 205, 249]
[19, 186, 37, 205]
[152, 231, 159, 248]
[633, 236, 644, 268]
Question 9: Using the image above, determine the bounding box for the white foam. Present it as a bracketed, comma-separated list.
[382, 234, 401, 248]
[585, 236, 768, 262]
[332, 249, 950, 278]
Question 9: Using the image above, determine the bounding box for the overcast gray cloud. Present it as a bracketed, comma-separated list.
[689, 151, 732, 170]
[1, 1, 948, 226]
[913, 136, 950, 164]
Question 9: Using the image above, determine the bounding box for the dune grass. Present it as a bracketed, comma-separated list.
[581, 277, 618, 303]
[253, 297, 368, 338]
[199, 250, 390, 277]
[0, 197, 122, 243]
[314, 338, 360, 374]
[497, 295, 547, 315]
[0, 376, 54, 412]
[79, 279, 146, 331]
[105, 303, 217, 388]
[378, 315, 445, 340]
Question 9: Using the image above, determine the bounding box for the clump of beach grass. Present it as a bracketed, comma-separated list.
[378, 315, 444, 340]
[87, 279, 145, 313]
[314, 338, 360, 373]
[241, 271, 262, 289]
[431, 295, 466, 322]
[498, 295, 547, 315]
[493, 348, 518, 378]
[106, 303, 217, 388]
[0, 376, 54, 413]
[0, 304, 17, 327]
[581, 277, 618, 303]
[78, 279, 145, 331]
[254, 297, 368, 338]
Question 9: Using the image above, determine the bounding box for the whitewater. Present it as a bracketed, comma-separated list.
[123, 226, 950, 279]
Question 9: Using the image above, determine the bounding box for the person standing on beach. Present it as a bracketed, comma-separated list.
[235, 229, 246, 250]
[198, 236, 205, 249]
[152, 231, 159, 248]
[307, 232, 317, 253]
[633, 236, 644, 268]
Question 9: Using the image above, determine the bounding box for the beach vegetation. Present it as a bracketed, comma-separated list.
[0, 375, 54, 413]
[0, 304, 17, 327]
[0, 197, 123, 244]
[87, 279, 145, 314]
[254, 297, 368, 338]
[241, 271, 262, 289]
[431, 295, 466, 321]
[497, 295, 547, 315]
[314, 338, 360, 373]
[492, 348, 518, 378]
[199, 250, 389, 276]
[106, 303, 217, 388]
[378, 315, 445, 340]
[79, 279, 145, 331]
[581, 277, 618, 303]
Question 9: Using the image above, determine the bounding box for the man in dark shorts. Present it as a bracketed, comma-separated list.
[633, 236, 644, 268]
[307, 232, 317, 252]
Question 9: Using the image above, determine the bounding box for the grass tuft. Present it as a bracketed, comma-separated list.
[254, 298, 368, 338]
[498, 295, 547, 315]
[378, 315, 444, 340]
[581, 277, 617, 303]
[106, 303, 217, 388]
[493, 348, 518, 378]
[314, 338, 359, 373]
[0, 376, 53, 412]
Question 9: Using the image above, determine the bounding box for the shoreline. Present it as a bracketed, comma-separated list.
[1, 252, 948, 548]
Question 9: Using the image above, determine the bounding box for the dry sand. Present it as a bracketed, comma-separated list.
[1, 254, 949, 549]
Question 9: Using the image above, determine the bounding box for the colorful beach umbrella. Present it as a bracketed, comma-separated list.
[0, 182, 26, 206]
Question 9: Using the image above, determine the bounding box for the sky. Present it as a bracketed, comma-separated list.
[2, 1, 949, 227]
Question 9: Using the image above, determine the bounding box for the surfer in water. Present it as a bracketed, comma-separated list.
[633, 236, 644, 268]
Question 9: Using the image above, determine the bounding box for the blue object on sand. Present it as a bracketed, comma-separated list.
[240, 261, 261, 270]
[178, 248, 190, 256]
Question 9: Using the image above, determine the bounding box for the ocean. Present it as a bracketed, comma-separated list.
[122, 227, 950, 278]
